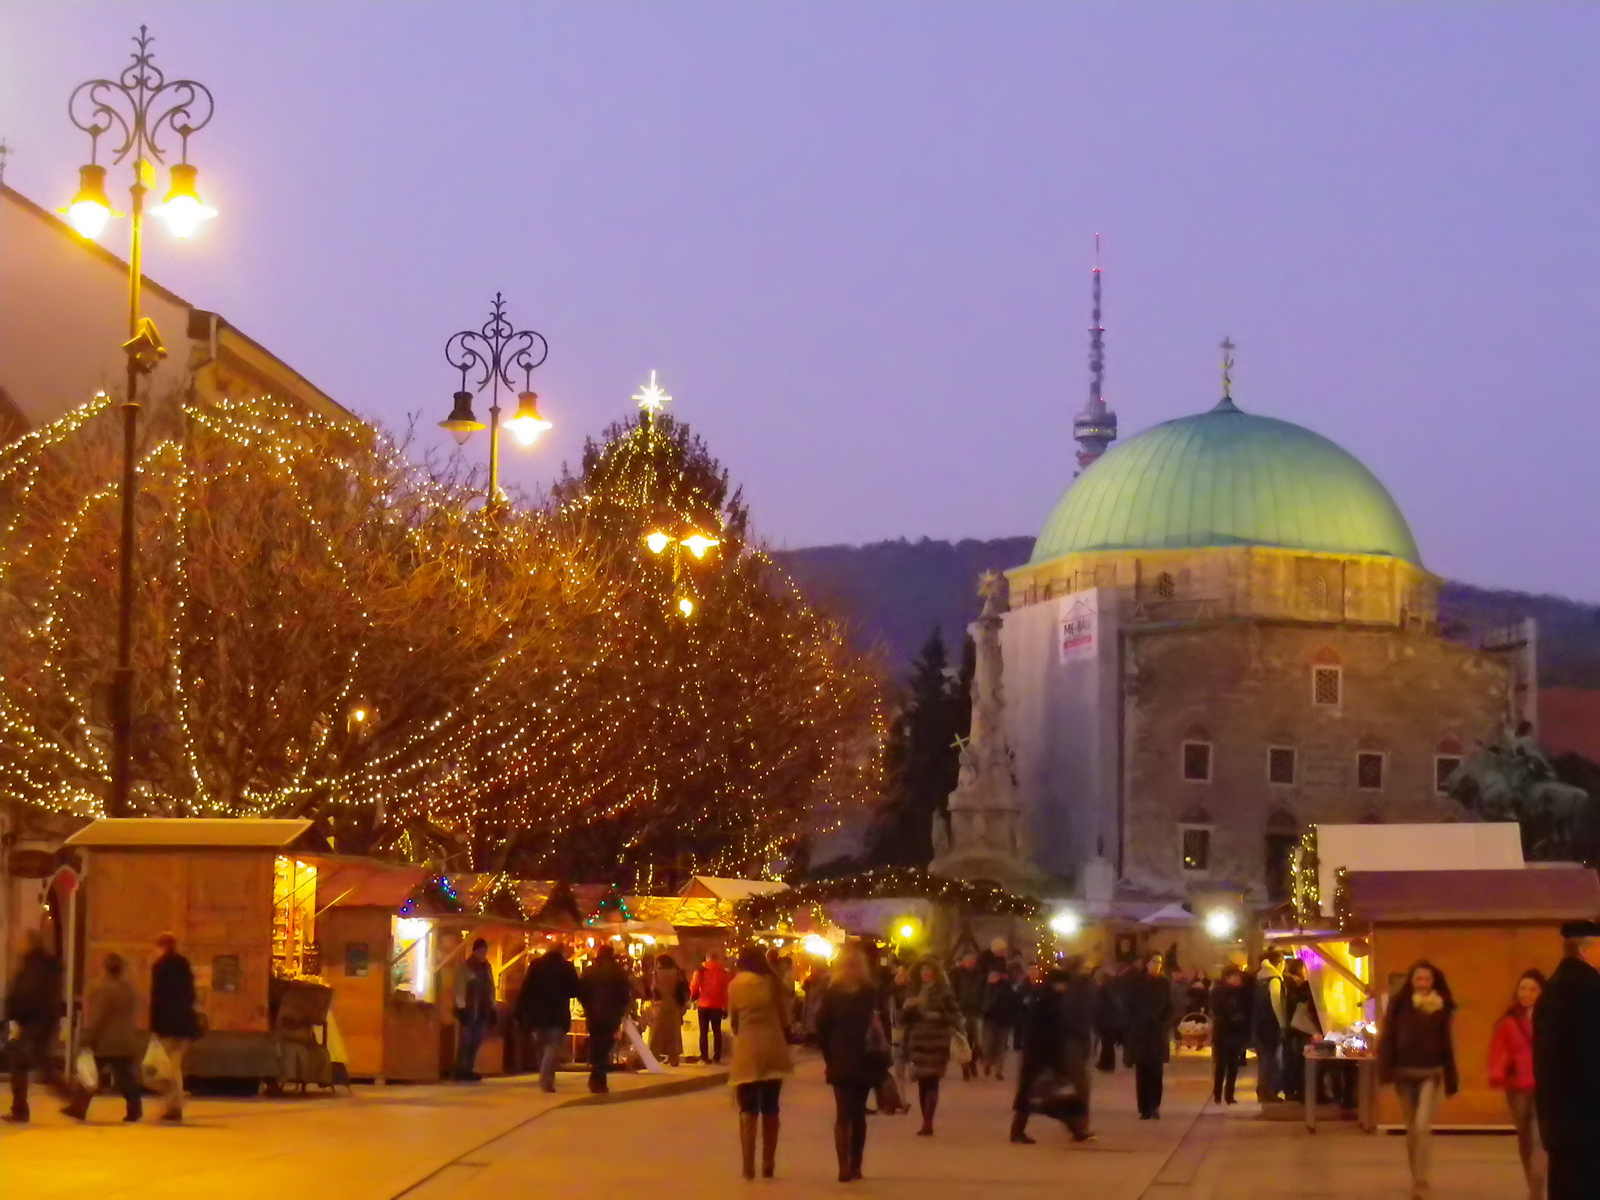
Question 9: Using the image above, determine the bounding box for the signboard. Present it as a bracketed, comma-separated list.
[1057, 592, 1099, 664]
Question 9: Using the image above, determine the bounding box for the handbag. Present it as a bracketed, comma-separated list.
[951, 1029, 973, 1065]
[874, 1071, 906, 1115]
[1289, 1003, 1320, 1038]
[74, 1049, 99, 1092]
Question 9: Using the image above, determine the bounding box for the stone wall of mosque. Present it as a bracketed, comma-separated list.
[1118, 618, 1514, 900]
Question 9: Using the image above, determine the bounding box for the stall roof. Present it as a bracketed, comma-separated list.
[628, 895, 738, 928]
[64, 818, 312, 849]
[680, 876, 789, 901]
[299, 855, 427, 908]
[1346, 867, 1600, 923]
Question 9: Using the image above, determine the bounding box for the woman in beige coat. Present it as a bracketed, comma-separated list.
[728, 944, 794, 1180]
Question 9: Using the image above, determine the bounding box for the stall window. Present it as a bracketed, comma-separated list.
[393, 917, 435, 1001]
[1182, 741, 1213, 782]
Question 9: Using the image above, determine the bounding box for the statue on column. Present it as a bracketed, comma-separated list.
[929, 571, 1038, 891]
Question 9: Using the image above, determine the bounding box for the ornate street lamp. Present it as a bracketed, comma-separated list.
[64, 26, 216, 816]
[440, 293, 551, 507]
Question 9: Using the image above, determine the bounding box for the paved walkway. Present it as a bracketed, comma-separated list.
[0, 1054, 1533, 1199]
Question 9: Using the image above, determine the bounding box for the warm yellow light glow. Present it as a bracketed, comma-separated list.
[632, 369, 672, 415]
[802, 934, 836, 960]
[150, 164, 216, 239]
[504, 391, 553, 447]
[1204, 909, 1238, 939]
[351, 708, 368, 723]
[677, 597, 695, 617]
[645, 531, 672, 554]
[1049, 910, 1081, 937]
[63, 165, 116, 240]
[680, 533, 719, 559]
[639, 934, 656, 945]
[898, 923, 916, 939]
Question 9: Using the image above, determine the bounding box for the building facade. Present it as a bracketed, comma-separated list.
[999, 393, 1523, 905]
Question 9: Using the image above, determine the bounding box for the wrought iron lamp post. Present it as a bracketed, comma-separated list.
[439, 293, 551, 507]
[64, 27, 216, 816]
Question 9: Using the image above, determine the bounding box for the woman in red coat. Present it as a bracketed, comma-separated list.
[1489, 970, 1546, 1200]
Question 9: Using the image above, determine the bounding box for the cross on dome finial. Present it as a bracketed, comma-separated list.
[1220, 336, 1236, 401]
[632, 369, 672, 416]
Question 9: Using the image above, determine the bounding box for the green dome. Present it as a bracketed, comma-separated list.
[1032, 399, 1421, 566]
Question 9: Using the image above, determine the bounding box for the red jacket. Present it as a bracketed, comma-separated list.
[1488, 1010, 1536, 1093]
[692, 960, 729, 1010]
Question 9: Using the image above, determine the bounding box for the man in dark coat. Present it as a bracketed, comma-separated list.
[1124, 953, 1175, 1119]
[948, 952, 986, 1081]
[4, 928, 64, 1123]
[452, 938, 496, 1081]
[1534, 919, 1600, 1200]
[515, 944, 582, 1092]
[149, 932, 200, 1122]
[1010, 965, 1094, 1144]
[580, 945, 633, 1094]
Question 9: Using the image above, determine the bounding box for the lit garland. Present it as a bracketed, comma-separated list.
[1291, 826, 1321, 928]
[0, 389, 885, 882]
[734, 868, 1045, 926]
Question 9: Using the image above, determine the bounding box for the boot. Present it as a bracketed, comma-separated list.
[739, 1113, 758, 1180]
[1009, 1111, 1036, 1145]
[760, 1113, 780, 1178]
[834, 1120, 852, 1182]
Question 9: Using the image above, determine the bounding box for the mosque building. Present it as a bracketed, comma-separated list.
[935, 259, 1530, 912]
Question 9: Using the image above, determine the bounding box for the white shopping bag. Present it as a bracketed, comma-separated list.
[74, 1049, 99, 1092]
[141, 1037, 173, 1091]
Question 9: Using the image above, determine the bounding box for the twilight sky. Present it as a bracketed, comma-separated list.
[3, 3, 1598, 599]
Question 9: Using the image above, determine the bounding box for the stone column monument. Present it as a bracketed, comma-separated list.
[929, 572, 1039, 893]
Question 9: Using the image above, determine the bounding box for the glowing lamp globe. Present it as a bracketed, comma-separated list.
[802, 934, 835, 960]
[504, 390, 553, 447]
[1049, 910, 1082, 937]
[1204, 909, 1238, 940]
[439, 391, 486, 446]
[680, 532, 720, 559]
[677, 597, 695, 617]
[149, 164, 217, 240]
[63, 164, 117, 240]
[645, 531, 672, 554]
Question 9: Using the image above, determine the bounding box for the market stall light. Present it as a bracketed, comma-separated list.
[802, 934, 836, 960]
[1204, 908, 1238, 940]
[1049, 910, 1082, 937]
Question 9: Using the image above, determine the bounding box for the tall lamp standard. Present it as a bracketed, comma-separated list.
[439, 293, 552, 507]
[64, 26, 216, 816]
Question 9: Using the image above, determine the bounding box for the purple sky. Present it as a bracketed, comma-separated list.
[4, 3, 1598, 600]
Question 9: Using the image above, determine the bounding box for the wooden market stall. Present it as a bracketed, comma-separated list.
[62, 817, 331, 1086]
[1345, 865, 1600, 1129]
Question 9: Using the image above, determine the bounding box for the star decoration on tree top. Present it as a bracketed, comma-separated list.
[632, 370, 673, 415]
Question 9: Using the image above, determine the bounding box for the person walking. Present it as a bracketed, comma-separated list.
[980, 960, 1023, 1079]
[514, 943, 582, 1092]
[1377, 960, 1459, 1199]
[815, 944, 889, 1183]
[692, 951, 730, 1065]
[1209, 965, 1251, 1105]
[649, 953, 688, 1067]
[1534, 920, 1600, 1200]
[1125, 952, 1175, 1119]
[948, 951, 986, 1081]
[4, 928, 64, 1123]
[61, 953, 142, 1124]
[1011, 964, 1095, 1144]
[149, 932, 200, 1122]
[728, 944, 794, 1180]
[452, 938, 496, 1081]
[1093, 964, 1129, 1073]
[1252, 948, 1287, 1102]
[1281, 958, 1322, 1104]
[900, 960, 962, 1136]
[1489, 969, 1546, 1200]
[580, 944, 632, 1094]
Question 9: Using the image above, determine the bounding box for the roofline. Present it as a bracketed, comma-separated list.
[3, 182, 353, 421]
[1010, 543, 1437, 582]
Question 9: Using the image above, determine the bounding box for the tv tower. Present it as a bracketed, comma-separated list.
[1072, 235, 1118, 474]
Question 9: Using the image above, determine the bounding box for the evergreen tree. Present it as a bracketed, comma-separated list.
[866, 627, 966, 866]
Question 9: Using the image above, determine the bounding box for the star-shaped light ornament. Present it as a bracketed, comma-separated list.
[632, 370, 673, 416]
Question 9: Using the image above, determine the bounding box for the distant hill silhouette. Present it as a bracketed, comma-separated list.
[774, 536, 1600, 689]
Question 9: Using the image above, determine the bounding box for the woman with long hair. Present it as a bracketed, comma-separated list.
[1377, 960, 1459, 1199]
[648, 953, 688, 1068]
[727, 944, 794, 1180]
[900, 959, 961, 1136]
[1489, 969, 1546, 1200]
[815, 943, 890, 1183]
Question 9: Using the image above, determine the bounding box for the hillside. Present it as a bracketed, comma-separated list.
[775, 537, 1600, 688]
